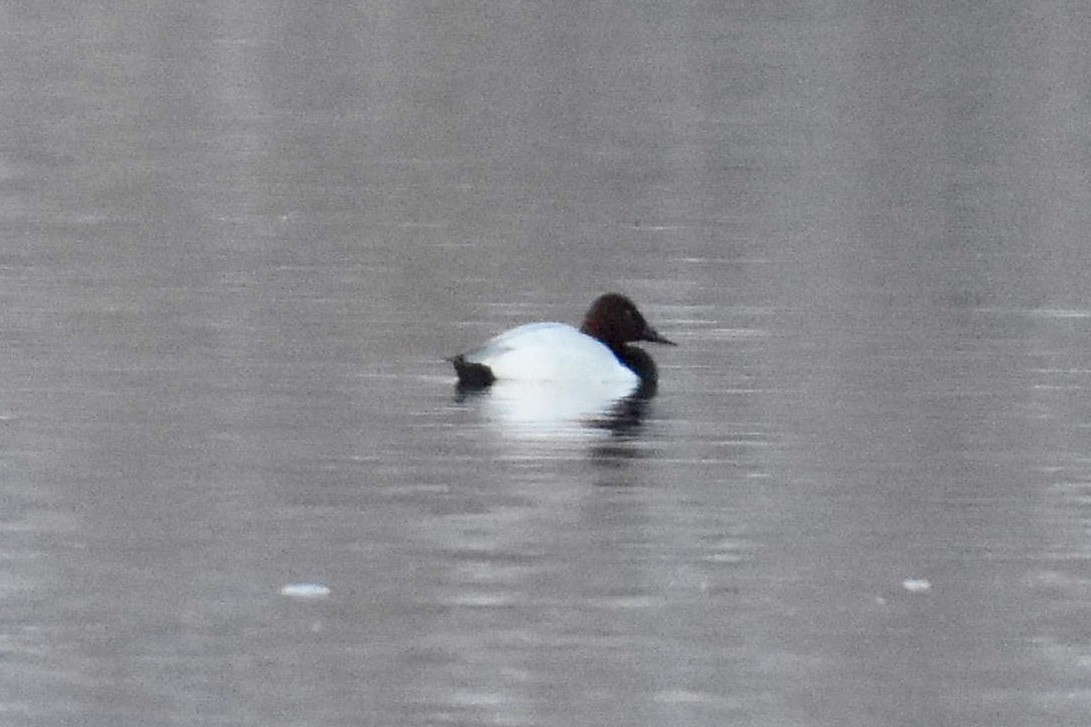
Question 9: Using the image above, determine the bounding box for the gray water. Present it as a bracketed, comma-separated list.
[3, 2, 1091, 725]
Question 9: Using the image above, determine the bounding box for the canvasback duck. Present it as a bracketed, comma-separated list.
[450, 293, 676, 388]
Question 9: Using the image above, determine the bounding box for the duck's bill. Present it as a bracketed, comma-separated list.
[644, 328, 677, 346]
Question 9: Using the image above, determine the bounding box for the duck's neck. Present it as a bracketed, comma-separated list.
[612, 344, 657, 383]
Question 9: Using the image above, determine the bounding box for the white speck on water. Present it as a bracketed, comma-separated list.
[901, 578, 932, 593]
[279, 583, 331, 599]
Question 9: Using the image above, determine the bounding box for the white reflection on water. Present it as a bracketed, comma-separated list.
[456, 379, 653, 441]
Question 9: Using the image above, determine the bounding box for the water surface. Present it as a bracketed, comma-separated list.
[2, 2, 1091, 726]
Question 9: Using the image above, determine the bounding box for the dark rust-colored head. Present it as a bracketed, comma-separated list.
[579, 293, 676, 350]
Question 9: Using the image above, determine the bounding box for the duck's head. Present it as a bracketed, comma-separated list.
[579, 293, 676, 350]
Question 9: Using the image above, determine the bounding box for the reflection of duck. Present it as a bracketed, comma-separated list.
[460, 379, 651, 440]
[450, 293, 676, 392]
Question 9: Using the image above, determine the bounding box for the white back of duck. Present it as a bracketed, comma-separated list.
[461, 322, 639, 385]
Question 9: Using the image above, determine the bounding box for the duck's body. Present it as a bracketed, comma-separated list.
[450, 294, 675, 389]
[453, 321, 641, 385]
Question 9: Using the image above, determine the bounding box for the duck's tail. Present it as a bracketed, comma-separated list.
[449, 355, 495, 388]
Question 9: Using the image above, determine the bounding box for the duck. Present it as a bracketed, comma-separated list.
[450, 293, 675, 389]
